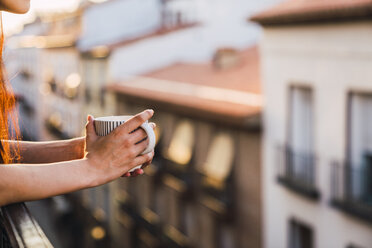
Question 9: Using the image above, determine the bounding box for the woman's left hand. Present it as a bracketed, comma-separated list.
[121, 122, 156, 177]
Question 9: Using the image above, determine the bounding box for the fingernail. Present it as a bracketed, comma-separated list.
[148, 109, 154, 114]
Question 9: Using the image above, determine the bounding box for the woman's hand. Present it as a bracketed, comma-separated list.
[121, 121, 156, 178]
[84, 110, 155, 185]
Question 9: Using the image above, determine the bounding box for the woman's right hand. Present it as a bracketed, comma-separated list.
[84, 109, 155, 186]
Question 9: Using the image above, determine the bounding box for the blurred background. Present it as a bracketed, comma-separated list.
[3, 0, 372, 247]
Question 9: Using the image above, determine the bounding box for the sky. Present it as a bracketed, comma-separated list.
[2, 0, 106, 35]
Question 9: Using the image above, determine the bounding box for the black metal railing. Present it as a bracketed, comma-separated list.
[0, 203, 53, 248]
[330, 162, 372, 224]
[277, 146, 320, 200]
[117, 201, 192, 248]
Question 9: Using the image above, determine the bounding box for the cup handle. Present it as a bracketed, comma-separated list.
[140, 123, 156, 155]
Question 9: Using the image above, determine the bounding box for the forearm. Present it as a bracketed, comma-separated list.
[0, 158, 100, 206]
[8, 138, 85, 163]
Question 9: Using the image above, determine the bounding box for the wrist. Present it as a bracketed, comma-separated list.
[81, 158, 101, 188]
[82, 156, 113, 188]
[69, 137, 85, 159]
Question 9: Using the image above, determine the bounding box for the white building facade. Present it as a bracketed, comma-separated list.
[253, 2, 372, 248]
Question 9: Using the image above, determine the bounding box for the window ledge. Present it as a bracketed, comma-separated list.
[331, 199, 372, 225]
[277, 176, 320, 200]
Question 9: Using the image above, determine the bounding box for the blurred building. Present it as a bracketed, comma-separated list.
[252, 1, 372, 247]
[78, 0, 198, 50]
[7, 0, 283, 141]
[6, 43, 44, 140]
[7, 9, 84, 141]
[4, 1, 291, 247]
[79, 0, 198, 119]
[71, 47, 263, 248]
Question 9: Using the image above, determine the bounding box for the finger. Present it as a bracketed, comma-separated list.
[149, 122, 156, 130]
[129, 151, 154, 169]
[141, 150, 154, 169]
[130, 128, 148, 144]
[116, 109, 154, 135]
[86, 115, 98, 142]
[121, 172, 130, 177]
[132, 139, 150, 155]
[130, 169, 144, 177]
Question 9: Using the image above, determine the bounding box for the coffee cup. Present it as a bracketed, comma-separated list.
[93, 115, 156, 172]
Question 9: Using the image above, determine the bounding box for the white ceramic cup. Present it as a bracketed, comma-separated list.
[93, 115, 156, 172]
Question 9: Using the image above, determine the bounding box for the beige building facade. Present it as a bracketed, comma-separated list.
[252, 1, 372, 248]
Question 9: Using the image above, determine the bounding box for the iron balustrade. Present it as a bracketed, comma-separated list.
[277, 146, 320, 200]
[0, 203, 53, 248]
[330, 162, 372, 224]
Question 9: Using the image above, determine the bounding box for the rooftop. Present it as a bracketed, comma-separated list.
[107, 46, 262, 128]
[250, 0, 372, 25]
[81, 23, 198, 57]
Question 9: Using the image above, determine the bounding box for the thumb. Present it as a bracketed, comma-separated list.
[86, 115, 98, 142]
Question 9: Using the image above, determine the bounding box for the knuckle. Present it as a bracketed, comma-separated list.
[127, 149, 136, 158]
[137, 115, 146, 123]
[116, 125, 125, 134]
[147, 152, 153, 160]
[123, 137, 131, 147]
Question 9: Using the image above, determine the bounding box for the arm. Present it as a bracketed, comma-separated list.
[0, 159, 94, 205]
[6, 138, 85, 163]
[0, 110, 155, 206]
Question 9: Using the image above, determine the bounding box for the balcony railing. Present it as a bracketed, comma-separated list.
[0, 203, 53, 248]
[277, 146, 320, 200]
[117, 201, 192, 248]
[330, 162, 372, 224]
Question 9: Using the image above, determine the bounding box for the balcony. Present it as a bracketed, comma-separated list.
[0, 203, 52, 248]
[330, 162, 372, 224]
[116, 200, 192, 248]
[277, 146, 320, 200]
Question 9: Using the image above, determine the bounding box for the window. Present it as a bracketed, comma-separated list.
[202, 133, 235, 188]
[349, 93, 372, 204]
[19, 68, 32, 81]
[85, 88, 92, 104]
[99, 88, 106, 108]
[48, 77, 57, 93]
[349, 93, 372, 165]
[165, 120, 195, 165]
[289, 86, 313, 155]
[199, 206, 215, 248]
[20, 100, 34, 117]
[288, 86, 314, 182]
[289, 219, 314, 248]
